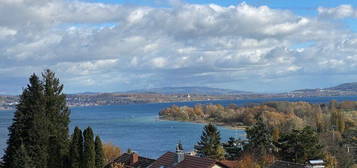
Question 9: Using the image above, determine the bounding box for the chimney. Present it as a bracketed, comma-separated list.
[175, 143, 185, 163]
[130, 152, 139, 165]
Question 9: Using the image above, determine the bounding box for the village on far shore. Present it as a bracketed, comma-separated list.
[3, 82, 357, 110]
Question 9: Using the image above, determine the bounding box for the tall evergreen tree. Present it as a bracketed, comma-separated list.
[276, 126, 324, 163]
[2, 74, 48, 168]
[83, 127, 96, 168]
[43, 69, 71, 166]
[3, 70, 71, 168]
[69, 127, 83, 168]
[95, 136, 105, 168]
[246, 116, 274, 157]
[194, 123, 225, 160]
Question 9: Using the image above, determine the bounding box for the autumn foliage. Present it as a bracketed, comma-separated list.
[103, 143, 121, 164]
[236, 154, 261, 168]
[160, 101, 357, 166]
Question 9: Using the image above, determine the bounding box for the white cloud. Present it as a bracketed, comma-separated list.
[0, 0, 357, 93]
[0, 27, 17, 38]
[53, 59, 119, 76]
[318, 5, 357, 18]
[151, 57, 167, 68]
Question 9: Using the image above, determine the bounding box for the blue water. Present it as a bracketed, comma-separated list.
[2, 96, 357, 159]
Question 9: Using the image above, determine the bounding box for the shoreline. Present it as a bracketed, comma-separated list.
[3, 95, 357, 110]
[159, 117, 248, 130]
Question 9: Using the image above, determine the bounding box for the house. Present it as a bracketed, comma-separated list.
[148, 143, 231, 168]
[219, 160, 240, 168]
[148, 152, 231, 168]
[105, 152, 156, 168]
[269, 160, 307, 168]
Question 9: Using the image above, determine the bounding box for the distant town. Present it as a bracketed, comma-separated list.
[2, 83, 357, 110]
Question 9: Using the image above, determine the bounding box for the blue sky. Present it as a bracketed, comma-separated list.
[0, 0, 357, 94]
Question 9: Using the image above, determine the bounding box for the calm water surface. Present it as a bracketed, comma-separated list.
[2, 96, 357, 158]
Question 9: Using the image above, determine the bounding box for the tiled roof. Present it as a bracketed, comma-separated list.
[269, 160, 306, 168]
[149, 152, 229, 168]
[149, 152, 177, 168]
[105, 153, 156, 168]
[219, 160, 239, 168]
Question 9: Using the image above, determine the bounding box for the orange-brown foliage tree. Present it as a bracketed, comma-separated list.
[236, 154, 260, 168]
[103, 143, 121, 164]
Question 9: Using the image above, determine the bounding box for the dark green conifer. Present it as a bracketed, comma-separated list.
[3, 70, 71, 168]
[194, 123, 225, 160]
[276, 126, 324, 163]
[12, 143, 32, 168]
[83, 127, 96, 168]
[43, 69, 71, 166]
[2, 74, 48, 168]
[246, 116, 274, 157]
[69, 127, 83, 168]
[222, 137, 243, 160]
[95, 136, 105, 168]
[48, 136, 62, 168]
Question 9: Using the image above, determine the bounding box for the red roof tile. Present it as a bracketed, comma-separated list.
[105, 153, 156, 168]
[149, 152, 229, 168]
[219, 160, 239, 168]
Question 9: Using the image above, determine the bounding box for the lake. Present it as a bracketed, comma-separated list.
[2, 96, 357, 159]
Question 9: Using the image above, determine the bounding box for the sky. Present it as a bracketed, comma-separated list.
[1, 0, 357, 94]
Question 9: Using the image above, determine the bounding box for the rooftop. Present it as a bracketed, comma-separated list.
[149, 152, 230, 168]
[269, 160, 306, 168]
[105, 152, 156, 168]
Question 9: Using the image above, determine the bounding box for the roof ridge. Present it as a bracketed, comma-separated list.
[275, 160, 306, 166]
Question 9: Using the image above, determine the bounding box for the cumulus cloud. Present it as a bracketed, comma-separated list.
[318, 5, 357, 18]
[0, 0, 357, 93]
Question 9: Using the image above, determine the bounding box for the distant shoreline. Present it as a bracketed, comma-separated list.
[3, 95, 357, 111]
[64, 95, 357, 109]
[0, 91, 357, 110]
